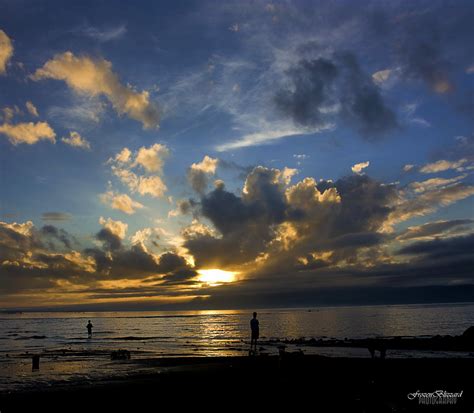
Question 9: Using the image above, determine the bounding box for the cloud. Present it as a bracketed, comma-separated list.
[168, 199, 195, 218]
[409, 117, 431, 128]
[401, 102, 431, 128]
[409, 175, 466, 193]
[112, 147, 132, 163]
[40, 224, 77, 249]
[99, 191, 144, 214]
[0, 219, 197, 298]
[99, 216, 128, 239]
[398, 233, 474, 261]
[215, 126, 327, 152]
[85, 243, 194, 281]
[392, 5, 469, 95]
[1, 106, 20, 123]
[420, 159, 468, 173]
[130, 227, 162, 247]
[403, 164, 415, 172]
[399, 39, 454, 94]
[183, 167, 302, 268]
[108, 144, 169, 198]
[0, 220, 94, 294]
[274, 51, 397, 139]
[78, 24, 127, 42]
[0, 121, 56, 145]
[228, 23, 240, 32]
[25, 101, 39, 117]
[135, 176, 168, 198]
[31, 52, 160, 128]
[372, 69, 392, 85]
[274, 56, 339, 128]
[188, 155, 219, 193]
[0, 30, 13, 75]
[133, 143, 169, 172]
[61, 131, 91, 150]
[183, 167, 396, 271]
[351, 161, 370, 174]
[41, 212, 72, 222]
[397, 219, 474, 241]
[387, 183, 474, 227]
[47, 97, 106, 128]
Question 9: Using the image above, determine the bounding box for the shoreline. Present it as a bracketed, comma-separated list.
[1, 355, 473, 412]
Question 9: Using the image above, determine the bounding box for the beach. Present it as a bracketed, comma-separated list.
[1, 355, 473, 412]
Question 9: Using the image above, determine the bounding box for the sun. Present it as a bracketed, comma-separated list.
[197, 269, 239, 286]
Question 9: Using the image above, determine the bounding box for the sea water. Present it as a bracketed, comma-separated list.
[1, 303, 473, 391]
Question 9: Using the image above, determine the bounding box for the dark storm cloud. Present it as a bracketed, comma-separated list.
[338, 53, 397, 137]
[275, 57, 338, 127]
[96, 228, 122, 251]
[322, 174, 398, 235]
[160, 268, 199, 286]
[201, 179, 273, 235]
[184, 168, 398, 268]
[329, 232, 386, 249]
[84, 242, 193, 280]
[187, 169, 208, 194]
[398, 233, 474, 260]
[157, 252, 188, 273]
[275, 50, 397, 138]
[184, 167, 299, 267]
[0, 219, 195, 294]
[40, 225, 77, 249]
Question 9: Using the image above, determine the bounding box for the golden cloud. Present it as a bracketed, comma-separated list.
[99, 191, 144, 215]
[25, 101, 39, 117]
[109, 144, 169, 198]
[0, 121, 56, 145]
[61, 131, 91, 150]
[31, 51, 160, 128]
[0, 30, 13, 75]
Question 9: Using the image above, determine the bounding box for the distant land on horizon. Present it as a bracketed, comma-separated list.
[3, 284, 474, 313]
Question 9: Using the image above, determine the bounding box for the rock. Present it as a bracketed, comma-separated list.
[462, 326, 474, 339]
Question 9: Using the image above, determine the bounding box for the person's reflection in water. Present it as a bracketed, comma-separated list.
[250, 312, 259, 355]
[86, 320, 93, 338]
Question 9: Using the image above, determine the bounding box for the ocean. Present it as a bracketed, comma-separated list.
[1, 303, 474, 391]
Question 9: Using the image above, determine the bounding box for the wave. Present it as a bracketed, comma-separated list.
[14, 335, 47, 340]
[104, 336, 172, 341]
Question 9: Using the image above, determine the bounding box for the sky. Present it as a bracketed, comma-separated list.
[0, 0, 473, 310]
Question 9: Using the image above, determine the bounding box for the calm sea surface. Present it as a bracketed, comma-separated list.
[1, 303, 473, 390]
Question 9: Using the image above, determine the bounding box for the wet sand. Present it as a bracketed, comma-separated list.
[1, 355, 473, 412]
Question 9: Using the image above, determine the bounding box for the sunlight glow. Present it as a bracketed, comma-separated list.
[197, 269, 239, 286]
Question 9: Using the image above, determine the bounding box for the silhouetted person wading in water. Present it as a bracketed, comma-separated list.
[86, 320, 93, 338]
[250, 312, 259, 354]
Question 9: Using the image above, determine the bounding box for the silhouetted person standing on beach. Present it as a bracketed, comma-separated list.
[86, 320, 93, 338]
[250, 312, 259, 354]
